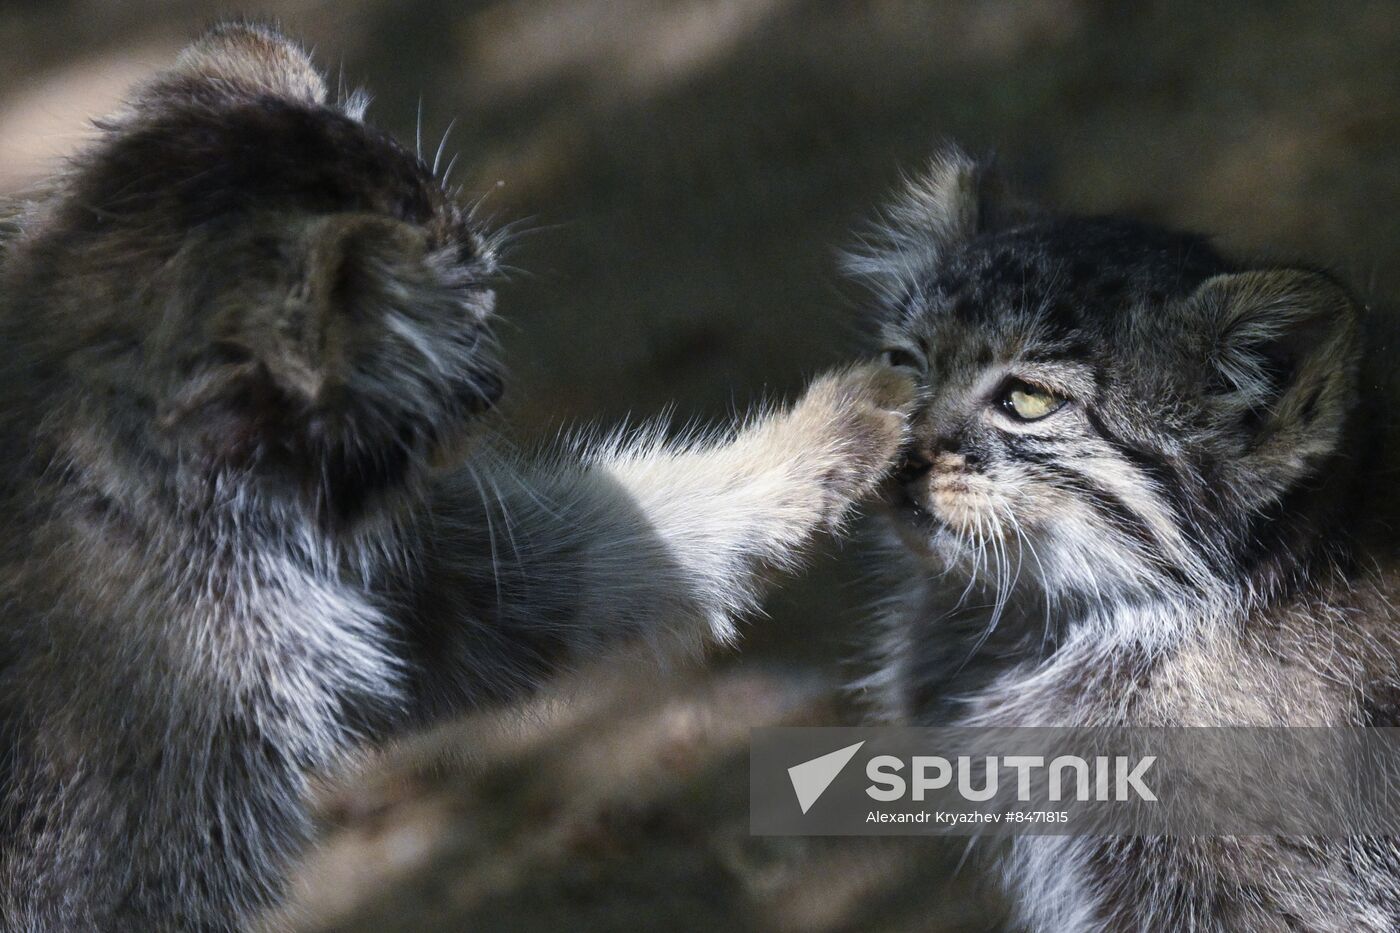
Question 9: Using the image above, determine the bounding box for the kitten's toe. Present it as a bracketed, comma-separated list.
[798, 362, 917, 524]
[806, 361, 916, 422]
[824, 361, 916, 454]
[847, 360, 919, 417]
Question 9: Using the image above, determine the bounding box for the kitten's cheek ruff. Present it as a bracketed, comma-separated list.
[882, 502, 943, 559]
[466, 369, 505, 413]
[882, 477, 948, 555]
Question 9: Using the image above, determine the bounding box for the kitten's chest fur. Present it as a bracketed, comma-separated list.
[175, 550, 404, 742]
[25, 511, 408, 762]
[882, 577, 1391, 730]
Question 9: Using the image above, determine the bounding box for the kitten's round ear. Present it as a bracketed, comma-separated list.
[1194, 268, 1360, 492]
[167, 22, 326, 106]
[843, 145, 1029, 308]
[889, 146, 1021, 246]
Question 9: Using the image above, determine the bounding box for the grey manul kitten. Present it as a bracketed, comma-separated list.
[0, 25, 913, 931]
[851, 147, 1400, 931]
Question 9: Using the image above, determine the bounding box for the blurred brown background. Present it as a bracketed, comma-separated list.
[3, 1, 1398, 929]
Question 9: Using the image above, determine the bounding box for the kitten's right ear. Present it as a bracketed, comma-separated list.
[156, 22, 327, 106]
[843, 145, 1025, 303]
[1194, 268, 1360, 502]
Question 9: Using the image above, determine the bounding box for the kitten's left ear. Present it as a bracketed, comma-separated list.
[843, 145, 1029, 308]
[1194, 268, 1360, 490]
[159, 22, 327, 106]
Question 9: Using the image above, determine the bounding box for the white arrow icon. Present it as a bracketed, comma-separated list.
[787, 741, 865, 814]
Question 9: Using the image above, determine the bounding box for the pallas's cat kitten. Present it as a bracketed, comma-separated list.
[0, 25, 912, 931]
[854, 147, 1400, 931]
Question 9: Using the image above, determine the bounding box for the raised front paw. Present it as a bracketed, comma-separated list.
[791, 361, 915, 525]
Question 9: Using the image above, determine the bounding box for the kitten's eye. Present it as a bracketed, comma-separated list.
[882, 347, 923, 372]
[999, 380, 1066, 422]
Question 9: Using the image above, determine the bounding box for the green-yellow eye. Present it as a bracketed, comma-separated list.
[1000, 381, 1066, 421]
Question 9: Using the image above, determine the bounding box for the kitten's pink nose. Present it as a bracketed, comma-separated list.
[901, 432, 965, 476]
[927, 434, 980, 468]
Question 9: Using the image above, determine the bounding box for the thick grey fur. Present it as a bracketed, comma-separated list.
[856, 146, 1400, 931]
[0, 25, 912, 931]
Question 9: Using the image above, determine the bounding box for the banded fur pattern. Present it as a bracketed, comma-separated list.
[852, 145, 1400, 930]
[0, 24, 911, 930]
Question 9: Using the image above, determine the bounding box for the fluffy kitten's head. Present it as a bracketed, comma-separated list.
[1, 24, 500, 524]
[849, 148, 1361, 612]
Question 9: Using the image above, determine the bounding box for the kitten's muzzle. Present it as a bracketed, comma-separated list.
[884, 450, 940, 526]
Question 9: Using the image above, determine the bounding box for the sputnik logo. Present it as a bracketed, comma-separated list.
[787, 741, 865, 814]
